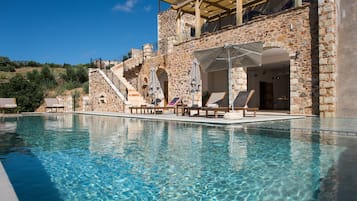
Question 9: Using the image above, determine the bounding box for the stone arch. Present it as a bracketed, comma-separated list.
[250, 42, 294, 114]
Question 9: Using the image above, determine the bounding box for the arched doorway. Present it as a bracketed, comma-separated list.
[157, 69, 169, 105]
[247, 47, 290, 111]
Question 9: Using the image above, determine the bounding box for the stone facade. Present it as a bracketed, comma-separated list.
[318, 0, 338, 117]
[89, 69, 126, 112]
[158, 10, 177, 55]
[89, 1, 348, 116]
[147, 5, 317, 115]
[158, 9, 196, 55]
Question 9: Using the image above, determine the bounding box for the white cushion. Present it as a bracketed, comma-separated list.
[4, 104, 17, 108]
[206, 103, 218, 108]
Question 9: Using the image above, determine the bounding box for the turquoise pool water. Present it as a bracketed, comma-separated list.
[0, 115, 356, 201]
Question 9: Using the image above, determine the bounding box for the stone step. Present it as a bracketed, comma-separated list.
[110, 63, 149, 108]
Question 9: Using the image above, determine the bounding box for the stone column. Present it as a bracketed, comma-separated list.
[318, 0, 337, 117]
[236, 0, 243, 25]
[232, 67, 247, 98]
[295, 0, 302, 7]
[195, 0, 202, 38]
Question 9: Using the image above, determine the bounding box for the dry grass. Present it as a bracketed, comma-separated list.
[0, 67, 65, 83]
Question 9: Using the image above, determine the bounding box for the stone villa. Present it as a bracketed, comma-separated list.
[89, 0, 356, 117]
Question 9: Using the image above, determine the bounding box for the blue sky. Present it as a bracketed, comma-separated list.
[0, 0, 170, 64]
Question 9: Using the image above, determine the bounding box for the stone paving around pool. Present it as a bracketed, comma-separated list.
[75, 111, 305, 125]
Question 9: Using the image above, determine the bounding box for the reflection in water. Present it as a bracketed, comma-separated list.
[0, 115, 356, 200]
[0, 120, 24, 155]
[228, 128, 247, 172]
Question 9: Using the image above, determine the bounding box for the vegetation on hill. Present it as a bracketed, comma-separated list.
[0, 56, 93, 112]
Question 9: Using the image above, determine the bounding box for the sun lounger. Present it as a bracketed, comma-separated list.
[187, 92, 226, 116]
[130, 97, 182, 114]
[45, 98, 65, 112]
[202, 90, 257, 117]
[0, 98, 18, 114]
[231, 90, 258, 116]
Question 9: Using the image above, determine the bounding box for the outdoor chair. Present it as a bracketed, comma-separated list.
[202, 90, 258, 118]
[0, 98, 18, 114]
[45, 98, 65, 112]
[130, 97, 182, 114]
[231, 90, 258, 117]
[187, 92, 226, 116]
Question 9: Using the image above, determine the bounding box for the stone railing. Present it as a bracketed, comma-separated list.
[99, 69, 128, 103]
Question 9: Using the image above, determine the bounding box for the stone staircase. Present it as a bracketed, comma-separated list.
[102, 64, 148, 111]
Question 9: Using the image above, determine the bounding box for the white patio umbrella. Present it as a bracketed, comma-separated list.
[190, 58, 201, 106]
[194, 42, 263, 111]
[148, 67, 164, 106]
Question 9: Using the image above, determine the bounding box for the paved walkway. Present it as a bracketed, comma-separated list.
[0, 163, 19, 201]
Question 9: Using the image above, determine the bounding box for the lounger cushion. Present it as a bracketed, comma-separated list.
[3, 104, 17, 108]
[206, 103, 219, 108]
[52, 104, 64, 107]
[168, 97, 180, 106]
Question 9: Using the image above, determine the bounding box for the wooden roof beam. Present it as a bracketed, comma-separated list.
[172, 0, 195, 9]
[244, 0, 267, 8]
[202, 0, 231, 12]
[207, 0, 267, 21]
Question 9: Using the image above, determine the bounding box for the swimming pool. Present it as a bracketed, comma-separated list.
[0, 114, 356, 201]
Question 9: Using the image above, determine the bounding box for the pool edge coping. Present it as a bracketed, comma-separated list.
[73, 111, 306, 125]
[0, 162, 19, 201]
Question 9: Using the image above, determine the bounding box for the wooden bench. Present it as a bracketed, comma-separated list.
[45, 98, 65, 112]
[0, 98, 18, 114]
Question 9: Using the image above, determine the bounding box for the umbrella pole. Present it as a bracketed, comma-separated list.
[227, 48, 234, 112]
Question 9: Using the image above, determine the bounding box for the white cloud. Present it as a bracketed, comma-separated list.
[144, 5, 152, 12]
[113, 0, 138, 12]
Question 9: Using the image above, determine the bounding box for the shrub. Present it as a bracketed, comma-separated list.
[82, 81, 89, 94]
[0, 74, 44, 112]
[0, 65, 15, 72]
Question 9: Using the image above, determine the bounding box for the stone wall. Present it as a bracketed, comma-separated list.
[318, 0, 337, 117]
[335, 0, 357, 117]
[318, 0, 338, 117]
[89, 69, 125, 112]
[152, 5, 316, 115]
[158, 10, 177, 55]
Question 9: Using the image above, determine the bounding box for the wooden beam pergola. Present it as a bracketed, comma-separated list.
[162, 0, 268, 37]
[163, 0, 267, 21]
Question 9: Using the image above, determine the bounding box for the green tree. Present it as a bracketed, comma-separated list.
[0, 56, 10, 65]
[26, 69, 41, 84]
[76, 65, 88, 83]
[0, 56, 15, 72]
[27, 60, 41, 67]
[40, 65, 57, 88]
[0, 74, 44, 112]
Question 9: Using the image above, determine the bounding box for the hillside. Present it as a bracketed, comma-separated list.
[0, 60, 90, 112]
[0, 67, 65, 83]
